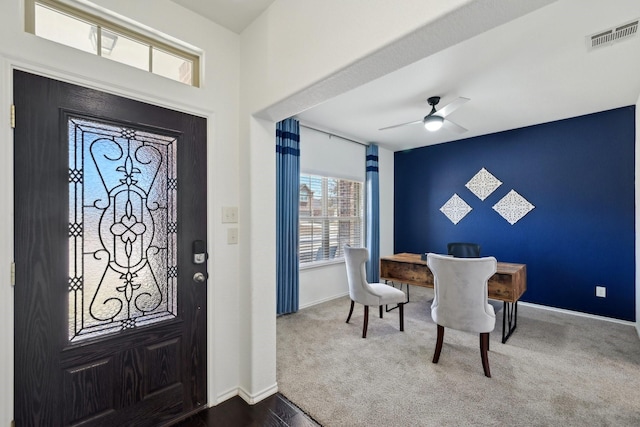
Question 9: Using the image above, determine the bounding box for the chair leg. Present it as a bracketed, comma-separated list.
[346, 300, 355, 324]
[379, 305, 383, 318]
[399, 303, 404, 331]
[432, 325, 444, 363]
[480, 332, 491, 378]
[362, 306, 369, 338]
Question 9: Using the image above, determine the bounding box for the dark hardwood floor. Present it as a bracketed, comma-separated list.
[173, 393, 321, 427]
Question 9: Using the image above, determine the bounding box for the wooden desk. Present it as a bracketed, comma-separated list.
[380, 253, 526, 343]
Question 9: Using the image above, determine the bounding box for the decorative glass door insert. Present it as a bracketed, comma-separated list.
[68, 116, 178, 342]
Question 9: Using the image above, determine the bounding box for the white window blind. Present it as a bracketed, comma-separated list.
[299, 174, 363, 264]
[299, 127, 365, 182]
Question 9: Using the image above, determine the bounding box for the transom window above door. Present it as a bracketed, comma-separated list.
[25, 0, 201, 87]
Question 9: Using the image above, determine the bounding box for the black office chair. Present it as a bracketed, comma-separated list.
[447, 242, 481, 258]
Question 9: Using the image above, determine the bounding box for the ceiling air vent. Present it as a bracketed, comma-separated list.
[587, 19, 638, 50]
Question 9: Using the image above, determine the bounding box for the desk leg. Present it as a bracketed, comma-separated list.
[384, 281, 410, 312]
[501, 301, 518, 343]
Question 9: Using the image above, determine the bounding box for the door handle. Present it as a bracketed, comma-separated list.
[193, 272, 206, 283]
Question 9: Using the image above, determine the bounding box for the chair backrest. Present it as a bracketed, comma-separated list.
[329, 245, 337, 258]
[447, 242, 481, 258]
[315, 245, 339, 261]
[343, 245, 378, 306]
[426, 253, 497, 333]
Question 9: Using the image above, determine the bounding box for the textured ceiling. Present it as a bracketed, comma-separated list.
[292, 0, 640, 151]
[173, 0, 640, 152]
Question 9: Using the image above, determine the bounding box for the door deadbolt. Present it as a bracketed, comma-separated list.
[193, 240, 206, 264]
[193, 272, 206, 283]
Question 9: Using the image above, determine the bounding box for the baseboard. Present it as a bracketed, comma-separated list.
[300, 292, 636, 327]
[237, 382, 279, 405]
[299, 291, 349, 310]
[520, 301, 636, 326]
[215, 386, 240, 405]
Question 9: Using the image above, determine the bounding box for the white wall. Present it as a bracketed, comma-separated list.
[0, 58, 12, 426]
[0, 0, 242, 421]
[379, 147, 395, 258]
[299, 263, 348, 308]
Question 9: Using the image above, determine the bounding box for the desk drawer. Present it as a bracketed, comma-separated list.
[489, 265, 526, 303]
[488, 273, 514, 301]
[380, 260, 433, 288]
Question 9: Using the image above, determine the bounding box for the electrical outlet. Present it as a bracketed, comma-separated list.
[222, 206, 238, 223]
[595, 285, 606, 298]
[227, 227, 238, 244]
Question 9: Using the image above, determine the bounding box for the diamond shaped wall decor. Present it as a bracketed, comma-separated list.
[466, 168, 502, 201]
[440, 193, 472, 225]
[493, 190, 535, 225]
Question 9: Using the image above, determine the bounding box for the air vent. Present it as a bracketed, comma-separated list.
[587, 19, 638, 50]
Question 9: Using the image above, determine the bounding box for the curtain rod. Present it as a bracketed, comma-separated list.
[298, 123, 369, 147]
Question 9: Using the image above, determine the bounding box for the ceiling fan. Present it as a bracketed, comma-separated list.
[379, 96, 470, 133]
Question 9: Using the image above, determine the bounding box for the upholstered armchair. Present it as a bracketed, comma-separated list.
[426, 253, 497, 377]
[344, 245, 407, 338]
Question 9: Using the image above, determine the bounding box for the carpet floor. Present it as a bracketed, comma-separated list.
[277, 285, 640, 427]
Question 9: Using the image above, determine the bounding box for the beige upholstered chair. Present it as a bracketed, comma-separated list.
[344, 245, 407, 338]
[426, 253, 497, 377]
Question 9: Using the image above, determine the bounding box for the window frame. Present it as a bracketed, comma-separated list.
[25, 0, 201, 87]
[299, 174, 364, 268]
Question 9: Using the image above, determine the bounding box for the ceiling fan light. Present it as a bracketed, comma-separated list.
[423, 115, 444, 131]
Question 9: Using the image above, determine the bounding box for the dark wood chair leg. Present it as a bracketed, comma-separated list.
[362, 306, 369, 338]
[346, 300, 355, 324]
[432, 325, 444, 363]
[399, 303, 404, 331]
[379, 305, 383, 318]
[480, 332, 491, 378]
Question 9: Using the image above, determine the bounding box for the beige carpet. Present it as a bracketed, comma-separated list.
[276, 286, 640, 427]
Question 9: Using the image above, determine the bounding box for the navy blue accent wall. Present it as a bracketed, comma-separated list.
[394, 107, 635, 321]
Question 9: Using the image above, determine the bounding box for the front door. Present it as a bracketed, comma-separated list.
[13, 70, 208, 426]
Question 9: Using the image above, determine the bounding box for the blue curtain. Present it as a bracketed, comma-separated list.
[276, 118, 300, 315]
[366, 144, 380, 283]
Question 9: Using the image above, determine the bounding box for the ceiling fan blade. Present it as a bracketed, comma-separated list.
[437, 97, 470, 118]
[378, 119, 422, 131]
[442, 119, 467, 133]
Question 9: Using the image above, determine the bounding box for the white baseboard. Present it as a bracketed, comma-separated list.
[520, 301, 636, 326]
[215, 383, 279, 406]
[237, 382, 279, 405]
[299, 291, 349, 310]
[300, 291, 637, 328]
[214, 387, 240, 405]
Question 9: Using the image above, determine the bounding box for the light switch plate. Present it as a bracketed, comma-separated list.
[227, 228, 238, 244]
[222, 206, 238, 223]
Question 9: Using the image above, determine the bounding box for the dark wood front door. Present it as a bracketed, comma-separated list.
[14, 70, 207, 426]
